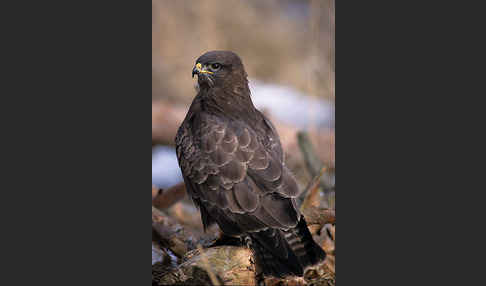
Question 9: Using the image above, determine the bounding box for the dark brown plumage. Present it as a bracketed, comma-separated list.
[175, 50, 325, 278]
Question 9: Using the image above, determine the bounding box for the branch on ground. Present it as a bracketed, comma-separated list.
[152, 206, 189, 258]
[297, 131, 334, 195]
[152, 182, 187, 210]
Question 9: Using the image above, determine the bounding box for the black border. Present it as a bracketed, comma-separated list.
[338, 1, 485, 285]
[3, 1, 152, 285]
[3, 0, 485, 285]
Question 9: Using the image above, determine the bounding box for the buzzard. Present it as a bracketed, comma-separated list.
[175, 51, 326, 278]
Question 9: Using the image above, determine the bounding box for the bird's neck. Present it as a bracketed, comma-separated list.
[199, 84, 259, 123]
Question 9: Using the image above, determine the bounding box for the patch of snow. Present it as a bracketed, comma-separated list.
[249, 79, 334, 129]
[152, 145, 183, 188]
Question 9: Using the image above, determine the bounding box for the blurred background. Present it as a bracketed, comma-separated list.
[152, 1, 336, 280]
[152, 0, 335, 198]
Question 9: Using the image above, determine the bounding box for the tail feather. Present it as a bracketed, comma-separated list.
[248, 216, 326, 278]
[283, 216, 327, 267]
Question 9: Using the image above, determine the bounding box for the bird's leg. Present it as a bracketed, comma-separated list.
[245, 237, 266, 286]
[256, 277, 266, 286]
[251, 252, 265, 286]
[255, 267, 266, 286]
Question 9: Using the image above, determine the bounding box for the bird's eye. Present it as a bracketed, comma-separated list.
[209, 63, 221, 72]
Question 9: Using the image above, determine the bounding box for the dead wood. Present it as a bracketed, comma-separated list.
[152, 205, 336, 286]
[152, 206, 189, 258]
[153, 182, 187, 210]
[302, 207, 335, 231]
[155, 246, 256, 286]
[166, 201, 206, 232]
[153, 186, 162, 200]
[297, 131, 334, 195]
[300, 166, 328, 210]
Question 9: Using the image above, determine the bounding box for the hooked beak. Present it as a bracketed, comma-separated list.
[192, 63, 213, 78]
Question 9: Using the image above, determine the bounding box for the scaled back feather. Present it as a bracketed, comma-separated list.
[176, 50, 326, 278]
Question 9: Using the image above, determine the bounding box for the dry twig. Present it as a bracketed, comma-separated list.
[297, 131, 334, 195]
[300, 166, 328, 210]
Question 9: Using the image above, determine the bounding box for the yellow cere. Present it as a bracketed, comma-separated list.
[196, 62, 213, 74]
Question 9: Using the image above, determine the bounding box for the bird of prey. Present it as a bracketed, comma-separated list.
[175, 51, 326, 278]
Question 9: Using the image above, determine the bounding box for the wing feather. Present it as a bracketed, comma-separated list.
[176, 112, 301, 234]
[233, 180, 259, 212]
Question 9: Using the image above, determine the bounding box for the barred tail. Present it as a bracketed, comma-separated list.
[248, 216, 326, 278]
[283, 216, 327, 268]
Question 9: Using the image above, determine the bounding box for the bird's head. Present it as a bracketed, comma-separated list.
[192, 50, 247, 90]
